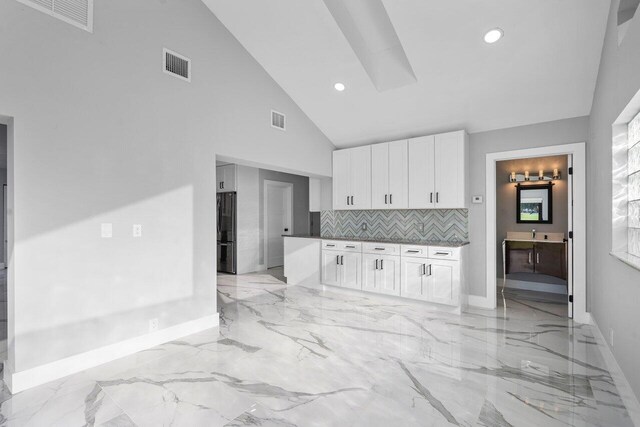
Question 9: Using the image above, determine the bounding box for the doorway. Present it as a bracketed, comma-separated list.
[264, 180, 293, 269]
[484, 142, 588, 323]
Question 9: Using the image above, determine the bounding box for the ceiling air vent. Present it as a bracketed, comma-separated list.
[271, 110, 286, 131]
[17, 0, 93, 32]
[163, 48, 191, 82]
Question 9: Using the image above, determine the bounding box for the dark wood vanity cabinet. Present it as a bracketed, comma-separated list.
[505, 241, 567, 280]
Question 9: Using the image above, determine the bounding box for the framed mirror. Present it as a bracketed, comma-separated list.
[516, 184, 553, 224]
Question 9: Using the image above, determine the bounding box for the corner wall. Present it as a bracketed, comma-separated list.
[588, 0, 640, 398]
[0, 0, 333, 387]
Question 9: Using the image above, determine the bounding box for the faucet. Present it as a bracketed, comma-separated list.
[532, 229, 536, 239]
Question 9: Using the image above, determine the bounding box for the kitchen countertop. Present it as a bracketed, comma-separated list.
[283, 234, 469, 247]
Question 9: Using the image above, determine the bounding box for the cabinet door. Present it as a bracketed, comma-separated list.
[216, 166, 225, 193]
[408, 136, 435, 208]
[332, 150, 350, 210]
[321, 251, 341, 286]
[434, 131, 465, 208]
[371, 143, 390, 209]
[426, 260, 459, 306]
[388, 140, 408, 209]
[534, 243, 567, 279]
[341, 252, 362, 289]
[349, 146, 372, 210]
[505, 241, 535, 274]
[377, 256, 401, 296]
[401, 258, 427, 300]
[217, 165, 237, 193]
[362, 254, 379, 292]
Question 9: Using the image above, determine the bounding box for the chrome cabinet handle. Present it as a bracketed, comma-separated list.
[528, 251, 532, 264]
[536, 252, 540, 264]
[385, 194, 388, 204]
[375, 259, 379, 270]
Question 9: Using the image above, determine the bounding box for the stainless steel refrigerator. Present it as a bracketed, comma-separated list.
[217, 192, 237, 274]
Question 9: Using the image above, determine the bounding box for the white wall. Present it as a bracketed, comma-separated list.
[467, 117, 590, 297]
[0, 0, 333, 380]
[236, 165, 259, 275]
[588, 0, 640, 398]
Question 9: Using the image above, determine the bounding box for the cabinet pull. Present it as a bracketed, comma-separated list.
[326, 244, 335, 247]
[422, 264, 426, 275]
[385, 194, 388, 204]
[428, 264, 432, 276]
[336, 255, 340, 265]
[346, 196, 350, 206]
[430, 192, 433, 203]
[351, 196, 354, 205]
[434, 252, 450, 256]
[407, 250, 420, 253]
[375, 247, 385, 251]
[341, 256, 344, 265]
[380, 259, 384, 270]
[536, 252, 540, 264]
[528, 251, 532, 264]
[375, 259, 379, 270]
[345, 245, 356, 249]
[390, 194, 393, 204]
[436, 192, 439, 203]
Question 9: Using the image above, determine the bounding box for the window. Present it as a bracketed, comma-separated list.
[612, 93, 640, 270]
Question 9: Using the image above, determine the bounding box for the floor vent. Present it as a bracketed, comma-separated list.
[163, 48, 191, 82]
[271, 110, 286, 131]
[17, 0, 93, 32]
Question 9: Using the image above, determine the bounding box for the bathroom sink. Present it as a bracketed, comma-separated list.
[505, 231, 565, 243]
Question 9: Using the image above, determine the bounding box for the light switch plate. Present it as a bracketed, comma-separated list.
[101, 223, 113, 238]
[133, 224, 142, 238]
[472, 195, 483, 204]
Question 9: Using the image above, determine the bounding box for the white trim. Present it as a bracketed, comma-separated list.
[483, 142, 588, 323]
[467, 295, 494, 309]
[590, 317, 640, 426]
[4, 314, 219, 394]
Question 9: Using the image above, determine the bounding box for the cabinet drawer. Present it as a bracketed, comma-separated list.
[322, 240, 341, 250]
[401, 245, 429, 258]
[322, 240, 361, 252]
[428, 247, 460, 260]
[363, 242, 400, 255]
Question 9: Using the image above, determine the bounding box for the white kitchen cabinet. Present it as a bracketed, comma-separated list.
[363, 254, 401, 296]
[372, 140, 408, 209]
[322, 242, 362, 290]
[216, 164, 237, 193]
[321, 251, 341, 286]
[408, 131, 468, 209]
[426, 260, 459, 306]
[408, 135, 435, 209]
[401, 257, 429, 301]
[332, 146, 371, 210]
[341, 252, 362, 289]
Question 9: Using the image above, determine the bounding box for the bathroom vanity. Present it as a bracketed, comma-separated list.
[502, 232, 567, 280]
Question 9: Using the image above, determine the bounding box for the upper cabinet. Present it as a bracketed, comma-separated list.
[408, 130, 468, 209]
[332, 130, 467, 210]
[216, 164, 237, 193]
[333, 146, 371, 210]
[372, 140, 408, 209]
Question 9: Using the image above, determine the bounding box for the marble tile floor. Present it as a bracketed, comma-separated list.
[0, 272, 637, 426]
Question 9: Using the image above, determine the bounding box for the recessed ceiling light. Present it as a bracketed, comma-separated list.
[484, 28, 504, 44]
[334, 82, 346, 91]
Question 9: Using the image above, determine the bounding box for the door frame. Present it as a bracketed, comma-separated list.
[263, 180, 294, 269]
[483, 142, 588, 323]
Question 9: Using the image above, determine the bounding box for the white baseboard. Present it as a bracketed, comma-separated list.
[467, 295, 495, 309]
[590, 316, 640, 426]
[501, 278, 567, 295]
[4, 314, 219, 394]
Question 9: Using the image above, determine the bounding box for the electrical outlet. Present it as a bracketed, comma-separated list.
[101, 223, 113, 238]
[133, 224, 142, 238]
[418, 223, 425, 233]
[149, 318, 159, 333]
[610, 329, 614, 347]
[361, 223, 367, 231]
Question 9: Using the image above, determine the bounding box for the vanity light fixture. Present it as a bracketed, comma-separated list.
[508, 169, 562, 183]
[510, 171, 517, 182]
[553, 168, 560, 180]
[524, 171, 530, 181]
[539, 170, 544, 180]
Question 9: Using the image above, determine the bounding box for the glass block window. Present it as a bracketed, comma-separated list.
[629, 111, 640, 257]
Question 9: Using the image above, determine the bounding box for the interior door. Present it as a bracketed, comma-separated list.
[427, 260, 458, 306]
[401, 258, 427, 300]
[377, 256, 401, 296]
[434, 131, 463, 208]
[332, 150, 350, 210]
[362, 254, 379, 292]
[349, 146, 371, 210]
[567, 154, 574, 318]
[388, 140, 408, 209]
[341, 252, 362, 289]
[371, 143, 390, 209]
[408, 135, 435, 208]
[322, 251, 341, 286]
[266, 182, 292, 268]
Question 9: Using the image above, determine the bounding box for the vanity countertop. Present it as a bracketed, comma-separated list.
[283, 235, 470, 248]
[504, 238, 566, 244]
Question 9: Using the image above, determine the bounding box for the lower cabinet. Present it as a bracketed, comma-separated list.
[321, 250, 361, 289]
[400, 257, 460, 306]
[362, 254, 401, 296]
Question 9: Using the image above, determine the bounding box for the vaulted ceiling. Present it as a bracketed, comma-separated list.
[203, 0, 609, 148]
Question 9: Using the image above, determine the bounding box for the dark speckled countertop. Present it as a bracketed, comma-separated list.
[283, 235, 469, 248]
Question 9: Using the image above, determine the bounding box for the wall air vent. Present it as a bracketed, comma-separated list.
[163, 48, 191, 82]
[17, 0, 93, 32]
[271, 110, 286, 131]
